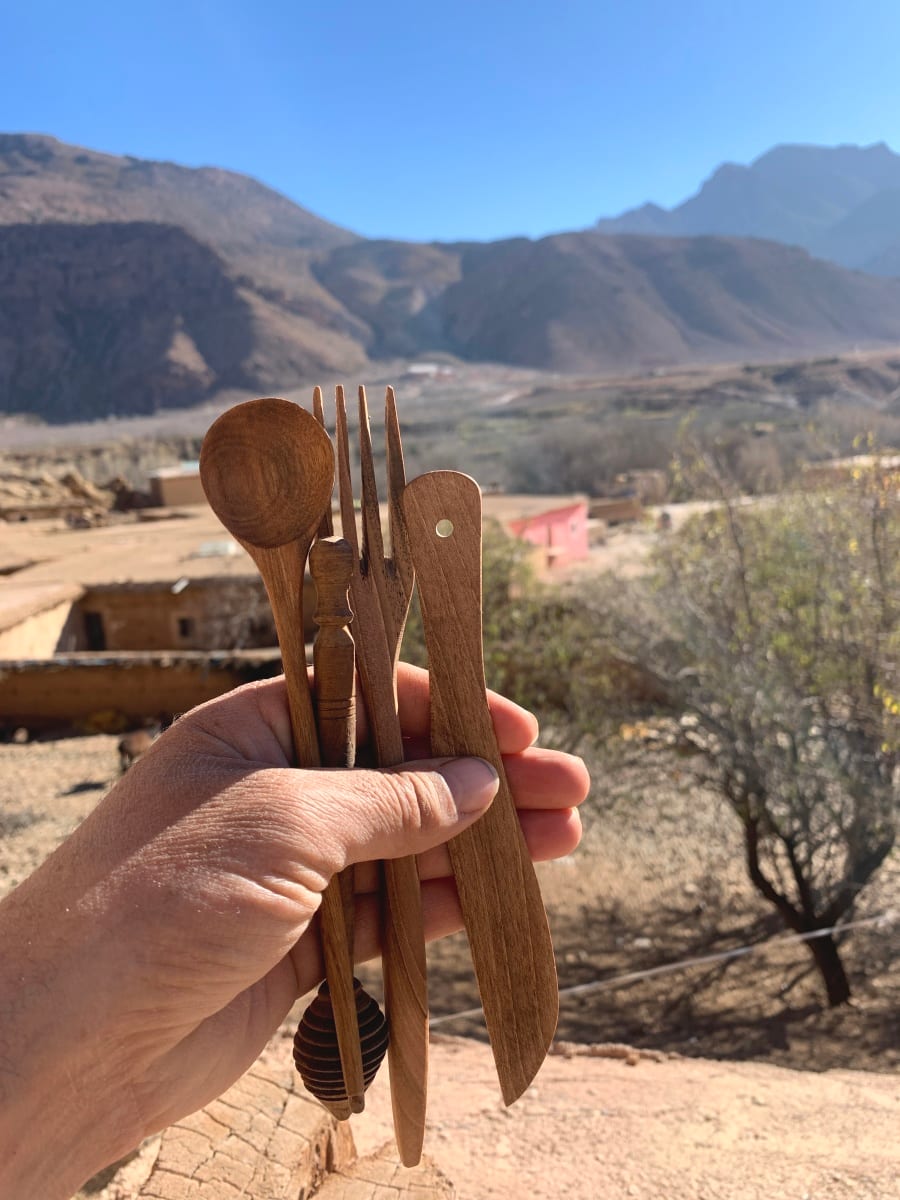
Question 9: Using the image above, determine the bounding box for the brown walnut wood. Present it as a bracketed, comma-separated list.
[293, 980, 390, 1103]
[401, 470, 559, 1105]
[301, 535, 369, 1116]
[199, 397, 334, 769]
[335, 385, 428, 1167]
[312, 385, 335, 540]
[310, 537, 356, 771]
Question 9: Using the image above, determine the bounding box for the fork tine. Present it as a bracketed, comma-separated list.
[312, 383, 326, 429]
[312, 386, 334, 538]
[334, 386, 360, 559]
[358, 385, 386, 571]
[384, 385, 412, 595]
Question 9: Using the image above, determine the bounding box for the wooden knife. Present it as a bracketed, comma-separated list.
[400, 470, 559, 1104]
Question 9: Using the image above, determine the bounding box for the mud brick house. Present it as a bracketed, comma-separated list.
[0, 582, 84, 658]
[588, 494, 644, 526]
[147, 462, 207, 508]
[0, 506, 290, 729]
[0, 509, 283, 655]
[0, 485, 591, 729]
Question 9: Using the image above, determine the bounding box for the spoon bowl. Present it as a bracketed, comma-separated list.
[200, 397, 334, 550]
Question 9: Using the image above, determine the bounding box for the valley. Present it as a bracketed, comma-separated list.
[8, 136, 900, 423]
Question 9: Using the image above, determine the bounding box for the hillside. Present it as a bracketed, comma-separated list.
[0, 222, 366, 421]
[0, 133, 368, 349]
[8, 135, 900, 419]
[0, 133, 356, 252]
[402, 232, 900, 370]
[596, 141, 900, 275]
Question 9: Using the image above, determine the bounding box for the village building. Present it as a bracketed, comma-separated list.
[146, 462, 207, 508]
[0, 481, 593, 730]
[0, 505, 287, 730]
[0, 506, 284, 655]
[482, 494, 591, 572]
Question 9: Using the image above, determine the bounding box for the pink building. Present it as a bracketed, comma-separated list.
[486, 496, 590, 572]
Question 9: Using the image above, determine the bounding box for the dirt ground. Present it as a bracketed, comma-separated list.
[3, 727, 898, 1198]
[453, 743, 896, 1075]
[351, 1037, 900, 1200]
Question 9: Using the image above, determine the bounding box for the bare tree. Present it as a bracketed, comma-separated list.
[604, 451, 899, 1005]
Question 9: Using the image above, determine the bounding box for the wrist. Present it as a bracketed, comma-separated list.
[0, 874, 143, 1198]
[0, 1057, 139, 1200]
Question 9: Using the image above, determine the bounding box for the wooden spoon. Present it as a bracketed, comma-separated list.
[199, 397, 333, 770]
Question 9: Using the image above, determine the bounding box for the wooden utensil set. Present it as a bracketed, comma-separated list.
[199, 387, 558, 1166]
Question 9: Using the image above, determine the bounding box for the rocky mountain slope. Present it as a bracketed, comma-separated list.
[322, 232, 900, 371]
[0, 133, 369, 366]
[0, 133, 355, 252]
[0, 221, 366, 420]
[7, 134, 900, 420]
[596, 141, 900, 275]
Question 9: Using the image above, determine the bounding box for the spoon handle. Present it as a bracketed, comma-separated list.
[401, 470, 558, 1105]
[252, 540, 321, 769]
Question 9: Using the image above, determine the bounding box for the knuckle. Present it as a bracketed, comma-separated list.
[381, 769, 451, 834]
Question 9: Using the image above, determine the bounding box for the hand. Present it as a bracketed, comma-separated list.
[0, 664, 588, 1198]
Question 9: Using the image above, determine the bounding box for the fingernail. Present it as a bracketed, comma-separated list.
[437, 758, 500, 815]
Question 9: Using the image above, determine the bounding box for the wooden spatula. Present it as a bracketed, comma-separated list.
[400, 470, 559, 1104]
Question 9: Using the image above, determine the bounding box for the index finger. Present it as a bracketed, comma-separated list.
[355, 661, 540, 755]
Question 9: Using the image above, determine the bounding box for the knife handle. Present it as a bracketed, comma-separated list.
[401, 471, 558, 1104]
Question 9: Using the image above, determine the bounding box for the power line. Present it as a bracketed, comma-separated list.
[428, 909, 897, 1028]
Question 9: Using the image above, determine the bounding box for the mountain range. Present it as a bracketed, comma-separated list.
[596, 142, 900, 276]
[5, 134, 900, 421]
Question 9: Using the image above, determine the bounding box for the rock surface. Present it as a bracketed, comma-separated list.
[0, 221, 366, 422]
[351, 1036, 900, 1200]
[92, 1034, 900, 1200]
[93, 1048, 452, 1200]
[316, 1144, 454, 1199]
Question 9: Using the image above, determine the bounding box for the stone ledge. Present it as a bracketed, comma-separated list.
[100, 1050, 354, 1200]
[316, 1143, 455, 1199]
[97, 1048, 453, 1200]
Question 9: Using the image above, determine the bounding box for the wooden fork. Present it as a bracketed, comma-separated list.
[334, 384, 429, 1167]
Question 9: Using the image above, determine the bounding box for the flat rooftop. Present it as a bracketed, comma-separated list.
[482, 493, 588, 523]
[0, 581, 84, 634]
[0, 490, 591, 617]
[0, 507, 258, 589]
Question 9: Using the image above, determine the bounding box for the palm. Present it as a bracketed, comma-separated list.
[135, 954, 303, 1132]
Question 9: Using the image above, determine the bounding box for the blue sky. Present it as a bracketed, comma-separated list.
[3, 0, 900, 241]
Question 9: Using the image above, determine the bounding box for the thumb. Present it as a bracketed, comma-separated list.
[288, 756, 500, 872]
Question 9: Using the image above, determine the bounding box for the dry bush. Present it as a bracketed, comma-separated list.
[599, 452, 899, 1005]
